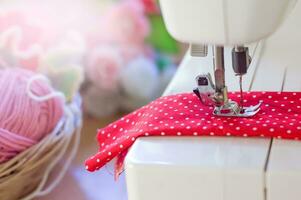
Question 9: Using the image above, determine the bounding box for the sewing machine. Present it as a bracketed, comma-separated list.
[125, 0, 301, 200]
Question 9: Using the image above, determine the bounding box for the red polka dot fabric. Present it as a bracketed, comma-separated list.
[85, 92, 301, 172]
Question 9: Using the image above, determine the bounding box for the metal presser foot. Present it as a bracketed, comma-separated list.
[192, 45, 261, 118]
[193, 74, 261, 117]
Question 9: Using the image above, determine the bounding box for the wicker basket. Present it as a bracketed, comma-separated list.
[0, 94, 82, 200]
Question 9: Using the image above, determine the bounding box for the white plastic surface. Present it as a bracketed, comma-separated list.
[159, 0, 297, 45]
[126, 137, 269, 200]
[264, 2, 301, 200]
[266, 140, 301, 200]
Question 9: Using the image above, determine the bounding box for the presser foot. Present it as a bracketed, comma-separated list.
[213, 101, 262, 117]
[193, 74, 262, 118]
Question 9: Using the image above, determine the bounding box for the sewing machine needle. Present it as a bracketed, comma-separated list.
[239, 75, 244, 110]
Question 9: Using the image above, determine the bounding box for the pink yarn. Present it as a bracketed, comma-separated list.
[0, 68, 63, 163]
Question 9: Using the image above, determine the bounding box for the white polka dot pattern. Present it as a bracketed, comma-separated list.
[86, 92, 301, 172]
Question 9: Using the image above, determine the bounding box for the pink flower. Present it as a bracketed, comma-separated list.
[0, 11, 44, 71]
[118, 43, 154, 64]
[85, 46, 124, 92]
[101, 0, 150, 46]
[0, 11, 44, 50]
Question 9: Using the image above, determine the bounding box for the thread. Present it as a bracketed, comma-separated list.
[0, 68, 64, 163]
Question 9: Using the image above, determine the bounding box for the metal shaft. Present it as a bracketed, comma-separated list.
[239, 75, 243, 109]
[212, 46, 227, 104]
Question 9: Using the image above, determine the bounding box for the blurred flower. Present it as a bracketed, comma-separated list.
[39, 31, 85, 101]
[0, 26, 42, 71]
[141, 0, 160, 14]
[85, 45, 124, 92]
[101, 0, 150, 46]
[118, 44, 154, 63]
[120, 56, 159, 101]
[45, 65, 84, 102]
[0, 10, 45, 51]
[40, 31, 86, 68]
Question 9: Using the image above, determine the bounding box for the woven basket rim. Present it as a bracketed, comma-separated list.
[0, 96, 80, 168]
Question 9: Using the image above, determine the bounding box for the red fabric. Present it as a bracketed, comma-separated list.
[85, 92, 301, 172]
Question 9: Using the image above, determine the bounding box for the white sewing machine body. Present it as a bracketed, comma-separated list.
[159, 0, 297, 45]
[125, 0, 301, 200]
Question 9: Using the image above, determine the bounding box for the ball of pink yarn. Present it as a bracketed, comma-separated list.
[0, 68, 64, 163]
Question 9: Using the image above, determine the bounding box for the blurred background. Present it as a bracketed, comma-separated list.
[0, 0, 186, 199]
[0, 0, 186, 118]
